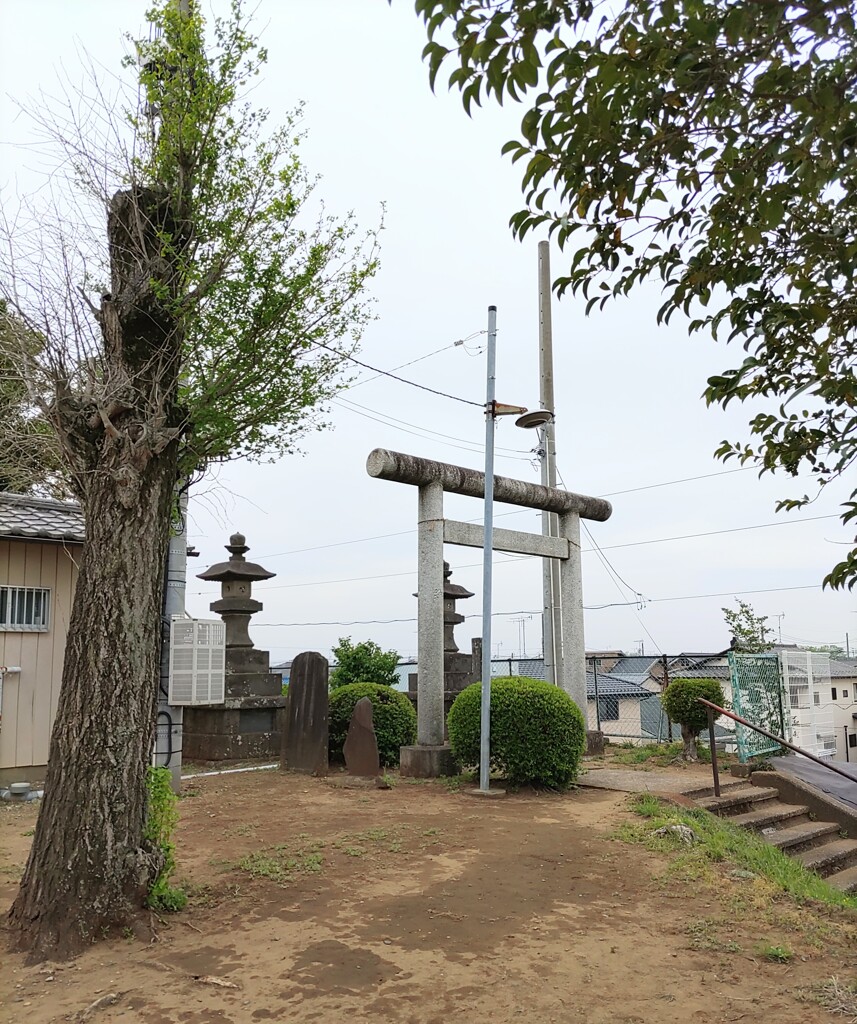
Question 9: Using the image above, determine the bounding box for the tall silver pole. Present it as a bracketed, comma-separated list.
[480, 305, 498, 792]
[538, 241, 562, 684]
[157, 491, 187, 792]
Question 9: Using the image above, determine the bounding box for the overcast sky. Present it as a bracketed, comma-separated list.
[2, 0, 855, 665]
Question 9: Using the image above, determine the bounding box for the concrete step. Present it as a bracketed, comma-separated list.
[796, 838, 857, 878]
[729, 802, 809, 831]
[683, 779, 752, 800]
[825, 863, 857, 894]
[762, 820, 840, 853]
[696, 787, 779, 815]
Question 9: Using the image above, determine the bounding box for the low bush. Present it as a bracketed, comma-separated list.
[447, 676, 586, 788]
[328, 683, 416, 767]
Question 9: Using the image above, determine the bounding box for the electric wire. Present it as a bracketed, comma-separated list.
[344, 332, 486, 391]
[311, 338, 483, 407]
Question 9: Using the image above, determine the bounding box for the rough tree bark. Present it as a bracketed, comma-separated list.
[680, 725, 700, 762]
[8, 187, 185, 960]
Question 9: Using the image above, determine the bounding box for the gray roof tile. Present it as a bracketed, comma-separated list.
[0, 492, 84, 544]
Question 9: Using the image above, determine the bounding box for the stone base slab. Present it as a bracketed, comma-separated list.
[586, 730, 605, 756]
[399, 744, 457, 778]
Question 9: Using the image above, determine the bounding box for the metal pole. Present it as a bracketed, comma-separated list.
[592, 657, 601, 731]
[707, 708, 721, 797]
[480, 305, 498, 792]
[662, 654, 673, 742]
[157, 491, 188, 792]
[538, 241, 562, 685]
[845, 726, 850, 763]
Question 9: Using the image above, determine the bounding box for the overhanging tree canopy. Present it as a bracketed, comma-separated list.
[411, 0, 857, 589]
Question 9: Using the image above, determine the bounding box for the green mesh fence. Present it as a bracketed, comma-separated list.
[727, 652, 787, 762]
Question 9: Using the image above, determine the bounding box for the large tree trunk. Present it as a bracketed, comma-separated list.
[680, 724, 699, 762]
[8, 187, 185, 960]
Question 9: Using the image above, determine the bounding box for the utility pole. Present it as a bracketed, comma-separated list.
[775, 613, 785, 644]
[538, 241, 562, 686]
[156, 493, 189, 792]
[512, 615, 532, 659]
[480, 306, 498, 793]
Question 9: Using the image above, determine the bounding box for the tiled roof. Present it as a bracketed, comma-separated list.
[830, 659, 857, 679]
[588, 672, 650, 699]
[0, 492, 84, 544]
[610, 656, 660, 677]
[669, 666, 732, 680]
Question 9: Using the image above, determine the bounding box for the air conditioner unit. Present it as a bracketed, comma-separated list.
[168, 616, 226, 705]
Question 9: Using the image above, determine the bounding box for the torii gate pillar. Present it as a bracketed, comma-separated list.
[367, 448, 612, 775]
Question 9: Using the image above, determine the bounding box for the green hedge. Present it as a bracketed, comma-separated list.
[447, 676, 586, 789]
[328, 683, 417, 768]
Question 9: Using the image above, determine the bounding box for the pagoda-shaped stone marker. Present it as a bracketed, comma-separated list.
[182, 533, 286, 761]
[408, 562, 478, 718]
[280, 651, 329, 775]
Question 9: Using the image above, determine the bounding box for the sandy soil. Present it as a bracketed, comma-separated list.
[0, 769, 854, 1024]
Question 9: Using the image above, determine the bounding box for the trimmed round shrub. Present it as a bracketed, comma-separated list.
[447, 676, 586, 789]
[660, 677, 725, 734]
[328, 683, 417, 768]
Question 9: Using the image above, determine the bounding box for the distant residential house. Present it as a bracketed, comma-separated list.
[0, 492, 83, 785]
[821, 658, 857, 762]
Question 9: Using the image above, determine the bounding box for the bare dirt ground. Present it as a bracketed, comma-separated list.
[1, 769, 855, 1024]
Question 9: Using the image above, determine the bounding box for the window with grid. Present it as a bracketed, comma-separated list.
[597, 695, 620, 722]
[0, 586, 51, 631]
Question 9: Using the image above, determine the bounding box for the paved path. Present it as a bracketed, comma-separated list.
[579, 767, 717, 795]
[777, 754, 857, 812]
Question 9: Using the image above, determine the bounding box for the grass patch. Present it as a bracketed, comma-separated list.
[619, 794, 857, 911]
[607, 741, 738, 768]
[803, 977, 857, 1020]
[759, 942, 793, 963]
[685, 919, 743, 953]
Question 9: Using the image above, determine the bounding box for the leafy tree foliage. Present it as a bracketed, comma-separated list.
[722, 599, 774, 653]
[329, 636, 401, 690]
[411, 0, 857, 588]
[0, 304, 64, 495]
[661, 677, 724, 761]
[800, 644, 847, 659]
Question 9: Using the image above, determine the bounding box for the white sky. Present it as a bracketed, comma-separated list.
[2, 0, 855, 664]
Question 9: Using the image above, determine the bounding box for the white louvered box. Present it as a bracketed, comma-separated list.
[168, 616, 226, 705]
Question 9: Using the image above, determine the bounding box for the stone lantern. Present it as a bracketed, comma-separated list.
[199, 532, 274, 649]
[408, 562, 479, 716]
[182, 533, 286, 762]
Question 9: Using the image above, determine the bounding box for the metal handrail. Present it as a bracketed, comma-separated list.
[698, 696, 857, 799]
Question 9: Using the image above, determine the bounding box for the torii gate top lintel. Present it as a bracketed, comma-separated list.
[366, 448, 612, 522]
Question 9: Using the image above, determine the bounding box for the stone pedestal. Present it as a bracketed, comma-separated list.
[182, 533, 286, 762]
[400, 744, 458, 778]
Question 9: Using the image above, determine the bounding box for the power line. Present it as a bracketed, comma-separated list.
[311, 338, 482, 407]
[598, 466, 754, 497]
[595, 513, 839, 553]
[344, 332, 486, 391]
[192, 513, 840, 592]
[338, 395, 528, 455]
[334, 399, 532, 462]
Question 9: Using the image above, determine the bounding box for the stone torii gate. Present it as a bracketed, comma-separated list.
[367, 448, 612, 775]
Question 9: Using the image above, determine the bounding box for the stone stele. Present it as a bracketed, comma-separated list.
[343, 697, 380, 777]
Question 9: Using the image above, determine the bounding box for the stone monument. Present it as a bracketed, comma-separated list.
[182, 533, 286, 761]
[280, 651, 329, 775]
[343, 697, 380, 777]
